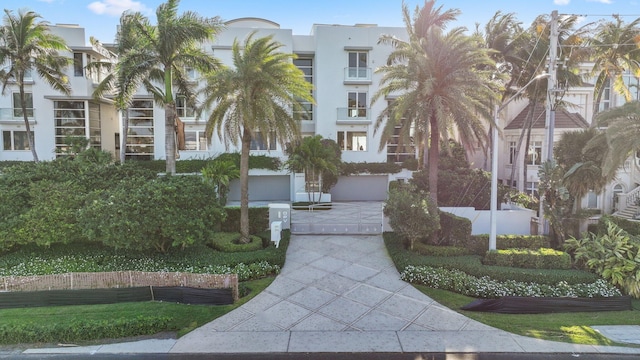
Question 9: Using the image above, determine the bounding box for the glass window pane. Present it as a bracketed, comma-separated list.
[2, 131, 11, 150]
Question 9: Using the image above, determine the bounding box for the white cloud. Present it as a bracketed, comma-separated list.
[554, 0, 571, 5]
[37, 0, 56, 3]
[87, 0, 149, 17]
[588, 0, 613, 3]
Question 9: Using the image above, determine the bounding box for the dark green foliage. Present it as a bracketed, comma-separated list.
[80, 175, 226, 253]
[221, 207, 269, 234]
[437, 211, 471, 246]
[340, 162, 402, 175]
[208, 232, 264, 252]
[466, 234, 551, 255]
[384, 186, 440, 249]
[483, 248, 572, 269]
[384, 232, 597, 285]
[122, 153, 282, 173]
[412, 242, 472, 257]
[0, 316, 170, 344]
[594, 215, 640, 236]
[401, 157, 419, 171]
[214, 153, 282, 171]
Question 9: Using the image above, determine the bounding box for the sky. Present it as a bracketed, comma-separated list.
[7, 0, 640, 43]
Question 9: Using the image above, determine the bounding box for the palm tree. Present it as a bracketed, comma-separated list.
[588, 15, 640, 117]
[0, 9, 71, 162]
[201, 159, 239, 206]
[285, 135, 341, 204]
[373, 0, 497, 205]
[201, 32, 314, 243]
[112, 0, 223, 173]
[591, 101, 640, 178]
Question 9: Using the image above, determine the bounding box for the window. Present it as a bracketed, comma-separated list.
[185, 67, 197, 81]
[508, 141, 517, 165]
[386, 124, 415, 163]
[12, 92, 33, 118]
[337, 131, 367, 151]
[526, 141, 542, 165]
[126, 100, 154, 160]
[88, 102, 101, 149]
[73, 53, 84, 77]
[184, 130, 208, 151]
[176, 95, 196, 118]
[348, 92, 367, 118]
[525, 181, 538, 198]
[348, 52, 367, 78]
[54, 101, 86, 156]
[587, 190, 598, 209]
[250, 132, 276, 151]
[599, 79, 611, 112]
[613, 184, 624, 211]
[2, 130, 31, 150]
[294, 58, 313, 121]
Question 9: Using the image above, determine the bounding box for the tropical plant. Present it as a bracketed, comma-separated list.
[538, 160, 574, 247]
[384, 185, 440, 250]
[201, 159, 240, 205]
[373, 0, 497, 205]
[285, 135, 341, 203]
[200, 32, 314, 243]
[587, 15, 640, 116]
[108, 0, 223, 173]
[0, 9, 72, 162]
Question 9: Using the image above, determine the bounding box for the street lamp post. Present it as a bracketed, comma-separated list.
[489, 73, 550, 250]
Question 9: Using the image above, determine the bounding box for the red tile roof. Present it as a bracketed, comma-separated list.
[504, 103, 589, 130]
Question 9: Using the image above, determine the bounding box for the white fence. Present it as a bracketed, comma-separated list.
[439, 205, 535, 235]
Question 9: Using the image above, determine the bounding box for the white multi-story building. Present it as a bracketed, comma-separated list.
[1, 18, 639, 215]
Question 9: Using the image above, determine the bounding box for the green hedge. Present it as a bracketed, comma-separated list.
[593, 215, 640, 236]
[483, 248, 572, 269]
[412, 242, 472, 257]
[466, 234, 551, 256]
[221, 207, 269, 234]
[437, 211, 471, 246]
[383, 232, 598, 285]
[340, 162, 402, 175]
[208, 232, 264, 252]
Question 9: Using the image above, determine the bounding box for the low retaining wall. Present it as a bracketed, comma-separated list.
[0, 271, 239, 301]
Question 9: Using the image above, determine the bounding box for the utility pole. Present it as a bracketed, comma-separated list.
[540, 10, 559, 235]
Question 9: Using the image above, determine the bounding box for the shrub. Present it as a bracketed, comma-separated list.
[437, 211, 471, 246]
[80, 175, 226, 252]
[466, 235, 551, 256]
[483, 248, 572, 269]
[340, 162, 402, 175]
[221, 207, 269, 234]
[565, 220, 640, 298]
[208, 232, 264, 252]
[384, 186, 440, 249]
[401, 265, 621, 299]
[412, 242, 472, 257]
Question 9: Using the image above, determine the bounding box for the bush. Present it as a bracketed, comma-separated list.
[466, 235, 551, 256]
[437, 211, 471, 246]
[384, 186, 440, 249]
[208, 232, 264, 252]
[412, 242, 472, 257]
[221, 207, 269, 234]
[80, 175, 226, 253]
[565, 220, 640, 298]
[483, 248, 572, 269]
[340, 162, 402, 175]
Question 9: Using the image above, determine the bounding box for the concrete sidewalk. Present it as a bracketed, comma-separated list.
[24, 233, 640, 355]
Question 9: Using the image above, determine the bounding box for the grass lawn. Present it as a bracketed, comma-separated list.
[418, 285, 640, 347]
[0, 277, 274, 347]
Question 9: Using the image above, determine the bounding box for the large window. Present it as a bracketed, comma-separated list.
[126, 100, 154, 160]
[293, 58, 313, 121]
[526, 141, 542, 165]
[250, 132, 276, 151]
[508, 141, 517, 165]
[54, 101, 85, 156]
[337, 130, 367, 151]
[2, 130, 30, 150]
[525, 181, 538, 198]
[386, 125, 415, 162]
[73, 53, 84, 77]
[348, 51, 367, 79]
[184, 130, 207, 151]
[176, 95, 196, 118]
[347, 92, 367, 118]
[12, 92, 33, 118]
[88, 102, 101, 149]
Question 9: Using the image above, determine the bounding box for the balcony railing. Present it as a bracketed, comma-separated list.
[344, 67, 372, 82]
[0, 108, 36, 122]
[336, 107, 370, 124]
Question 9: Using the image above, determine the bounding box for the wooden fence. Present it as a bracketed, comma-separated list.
[0, 271, 239, 301]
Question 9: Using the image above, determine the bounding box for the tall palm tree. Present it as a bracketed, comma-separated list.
[113, 0, 223, 173]
[591, 101, 640, 178]
[588, 15, 640, 117]
[201, 32, 314, 243]
[373, 0, 497, 205]
[0, 9, 71, 162]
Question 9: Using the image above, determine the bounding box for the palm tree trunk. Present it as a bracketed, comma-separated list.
[239, 128, 252, 243]
[165, 103, 177, 174]
[19, 86, 38, 162]
[120, 108, 129, 164]
[428, 112, 439, 206]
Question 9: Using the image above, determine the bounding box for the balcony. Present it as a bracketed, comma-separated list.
[344, 67, 372, 84]
[0, 108, 36, 124]
[336, 107, 371, 124]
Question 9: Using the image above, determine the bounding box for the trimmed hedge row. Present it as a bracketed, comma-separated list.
[221, 207, 269, 234]
[483, 248, 572, 269]
[466, 234, 551, 256]
[207, 232, 264, 252]
[383, 232, 599, 286]
[412, 243, 472, 257]
[438, 211, 471, 246]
